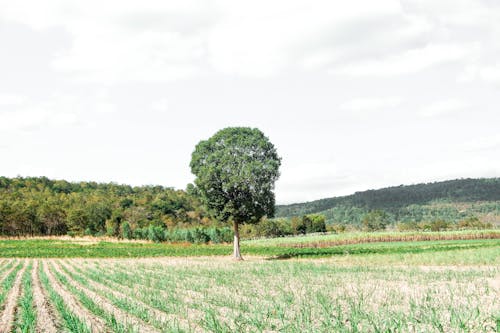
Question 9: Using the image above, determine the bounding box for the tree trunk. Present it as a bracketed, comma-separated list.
[233, 220, 243, 260]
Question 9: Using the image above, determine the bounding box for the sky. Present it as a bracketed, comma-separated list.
[0, 0, 499, 204]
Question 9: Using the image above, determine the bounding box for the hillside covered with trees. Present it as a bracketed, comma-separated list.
[0, 176, 214, 238]
[276, 178, 500, 227]
[1, 177, 498, 239]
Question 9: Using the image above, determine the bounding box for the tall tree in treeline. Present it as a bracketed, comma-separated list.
[190, 127, 281, 260]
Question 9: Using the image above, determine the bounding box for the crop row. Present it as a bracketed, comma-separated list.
[0, 258, 498, 332]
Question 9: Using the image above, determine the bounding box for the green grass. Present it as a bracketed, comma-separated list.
[0, 233, 499, 263]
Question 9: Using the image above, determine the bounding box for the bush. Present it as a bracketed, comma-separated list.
[362, 210, 389, 231]
[191, 228, 210, 244]
[147, 225, 166, 242]
[291, 216, 307, 235]
[304, 214, 326, 233]
[121, 222, 132, 239]
[458, 217, 493, 229]
[429, 219, 450, 231]
[206, 227, 232, 243]
[327, 223, 346, 233]
[257, 218, 293, 238]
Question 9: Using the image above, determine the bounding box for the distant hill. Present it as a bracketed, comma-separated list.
[276, 178, 500, 226]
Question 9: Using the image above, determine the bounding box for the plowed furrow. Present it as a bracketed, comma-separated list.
[32, 261, 59, 333]
[70, 261, 205, 321]
[0, 261, 26, 332]
[73, 261, 248, 330]
[51, 261, 160, 333]
[42, 260, 106, 333]
[0, 261, 18, 286]
[61, 260, 202, 332]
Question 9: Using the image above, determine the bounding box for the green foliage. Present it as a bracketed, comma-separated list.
[128, 225, 233, 244]
[276, 178, 500, 226]
[190, 127, 281, 224]
[121, 222, 132, 239]
[303, 214, 327, 233]
[255, 218, 293, 238]
[362, 210, 389, 231]
[0, 176, 210, 237]
[0, 236, 498, 259]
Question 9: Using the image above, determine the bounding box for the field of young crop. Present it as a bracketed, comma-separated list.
[1, 230, 499, 259]
[0, 251, 499, 332]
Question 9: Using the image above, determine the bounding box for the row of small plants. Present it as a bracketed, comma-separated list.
[121, 224, 234, 244]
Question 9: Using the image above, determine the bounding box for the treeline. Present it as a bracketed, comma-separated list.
[239, 214, 494, 239]
[0, 176, 213, 237]
[277, 178, 500, 226]
[240, 214, 327, 239]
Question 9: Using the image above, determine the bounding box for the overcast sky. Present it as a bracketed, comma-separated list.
[1, 0, 499, 204]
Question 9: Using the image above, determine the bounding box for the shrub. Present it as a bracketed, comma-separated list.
[327, 223, 346, 233]
[304, 214, 326, 233]
[191, 228, 210, 244]
[362, 210, 389, 231]
[121, 222, 132, 239]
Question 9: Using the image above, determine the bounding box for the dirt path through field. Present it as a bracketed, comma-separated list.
[51, 261, 160, 333]
[42, 260, 107, 333]
[0, 261, 26, 332]
[32, 261, 59, 333]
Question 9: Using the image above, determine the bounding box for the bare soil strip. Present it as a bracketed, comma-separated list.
[0, 260, 18, 286]
[75, 260, 251, 330]
[61, 260, 203, 332]
[0, 261, 26, 332]
[74, 261, 207, 320]
[32, 261, 59, 333]
[42, 260, 106, 333]
[51, 261, 160, 333]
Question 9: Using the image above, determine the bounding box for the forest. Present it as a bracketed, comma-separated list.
[276, 178, 500, 227]
[0, 177, 498, 240]
[0, 177, 213, 238]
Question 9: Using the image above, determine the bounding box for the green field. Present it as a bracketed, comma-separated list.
[0, 230, 498, 260]
[0, 232, 499, 332]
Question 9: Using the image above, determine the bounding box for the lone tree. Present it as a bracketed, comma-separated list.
[190, 127, 281, 260]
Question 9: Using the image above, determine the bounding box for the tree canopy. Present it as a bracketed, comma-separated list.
[190, 127, 281, 259]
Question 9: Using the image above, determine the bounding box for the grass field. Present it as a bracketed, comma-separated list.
[0, 230, 499, 259]
[0, 231, 498, 332]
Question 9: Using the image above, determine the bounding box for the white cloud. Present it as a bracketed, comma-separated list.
[95, 102, 117, 114]
[151, 99, 169, 112]
[480, 64, 500, 83]
[463, 134, 500, 152]
[1, 0, 499, 203]
[339, 97, 402, 112]
[0, 0, 447, 80]
[418, 99, 468, 118]
[0, 94, 87, 132]
[0, 94, 25, 106]
[331, 43, 475, 77]
[457, 63, 500, 83]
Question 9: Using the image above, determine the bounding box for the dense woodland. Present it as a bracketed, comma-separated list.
[0, 176, 216, 239]
[0, 177, 498, 240]
[277, 178, 500, 227]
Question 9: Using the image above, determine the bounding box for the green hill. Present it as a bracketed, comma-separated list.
[0, 176, 210, 237]
[276, 178, 500, 226]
